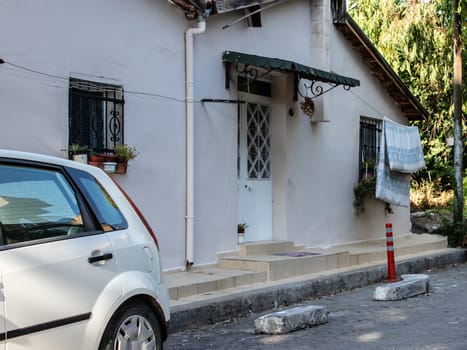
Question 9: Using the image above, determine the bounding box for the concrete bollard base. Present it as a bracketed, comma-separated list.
[373, 274, 430, 301]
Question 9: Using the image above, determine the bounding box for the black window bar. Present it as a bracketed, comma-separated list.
[69, 78, 124, 154]
[359, 118, 382, 180]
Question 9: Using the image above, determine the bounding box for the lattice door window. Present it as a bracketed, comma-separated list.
[247, 103, 271, 179]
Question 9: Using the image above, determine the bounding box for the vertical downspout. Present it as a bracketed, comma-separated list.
[185, 19, 206, 267]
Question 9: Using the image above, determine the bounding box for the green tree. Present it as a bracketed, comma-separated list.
[349, 0, 466, 190]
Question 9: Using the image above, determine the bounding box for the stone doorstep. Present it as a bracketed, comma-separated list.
[166, 269, 267, 300]
[218, 251, 350, 281]
[254, 305, 328, 334]
[218, 236, 447, 282]
[166, 235, 447, 301]
[312, 233, 447, 254]
[238, 240, 304, 257]
[373, 274, 430, 301]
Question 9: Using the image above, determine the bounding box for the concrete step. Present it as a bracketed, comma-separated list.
[317, 233, 447, 253]
[218, 234, 448, 282]
[238, 241, 303, 256]
[340, 234, 448, 265]
[164, 266, 267, 300]
[237, 240, 304, 257]
[165, 234, 448, 303]
[218, 251, 350, 281]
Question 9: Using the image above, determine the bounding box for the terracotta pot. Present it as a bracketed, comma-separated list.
[115, 162, 128, 174]
[89, 154, 105, 162]
[103, 153, 117, 162]
[88, 161, 103, 169]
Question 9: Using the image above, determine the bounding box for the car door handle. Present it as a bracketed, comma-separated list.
[88, 253, 113, 264]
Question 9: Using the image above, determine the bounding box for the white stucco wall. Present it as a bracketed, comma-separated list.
[0, 0, 190, 270]
[191, 0, 412, 254]
[0, 0, 414, 271]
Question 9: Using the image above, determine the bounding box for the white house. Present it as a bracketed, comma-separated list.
[0, 0, 426, 271]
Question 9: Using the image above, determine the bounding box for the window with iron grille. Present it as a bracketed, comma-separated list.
[359, 117, 382, 180]
[68, 78, 124, 153]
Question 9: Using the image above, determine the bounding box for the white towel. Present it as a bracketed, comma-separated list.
[384, 118, 425, 173]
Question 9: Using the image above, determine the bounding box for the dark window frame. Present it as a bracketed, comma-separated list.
[359, 117, 382, 180]
[68, 78, 125, 154]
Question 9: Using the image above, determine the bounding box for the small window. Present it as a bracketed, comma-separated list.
[0, 165, 86, 246]
[69, 78, 124, 154]
[359, 117, 382, 180]
[246, 6, 262, 27]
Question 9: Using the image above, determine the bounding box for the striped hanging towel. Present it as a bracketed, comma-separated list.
[375, 118, 425, 207]
[384, 118, 425, 172]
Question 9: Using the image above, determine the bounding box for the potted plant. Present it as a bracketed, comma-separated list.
[69, 144, 89, 163]
[113, 144, 139, 174]
[237, 223, 248, 243]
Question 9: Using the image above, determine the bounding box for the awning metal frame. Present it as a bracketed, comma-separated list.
[295, 74, 351, 100]
[223, 51, 359, 101]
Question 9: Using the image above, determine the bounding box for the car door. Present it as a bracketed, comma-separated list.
[0, 161, 121, 350]
[0, 269, 5, 350]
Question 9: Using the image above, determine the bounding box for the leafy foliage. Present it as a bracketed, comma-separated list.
[349, 0, 466, 191]
[353, 177, 376, 215]
[432, 217, 467, 247]
[353, 177, 393, 215]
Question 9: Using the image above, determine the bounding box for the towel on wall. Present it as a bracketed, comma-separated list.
[376, 118, 425, 207]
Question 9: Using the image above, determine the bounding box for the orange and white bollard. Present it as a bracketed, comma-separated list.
[385, 223, 398, 283]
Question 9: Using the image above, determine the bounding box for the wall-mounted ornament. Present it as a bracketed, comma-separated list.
[299, 97, 315, 117]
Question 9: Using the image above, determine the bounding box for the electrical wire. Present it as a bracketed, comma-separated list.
[1, 59, 390, 111]
[0, 59, 194, 103]
[3, 61, 67, 81]
[350, 90, 385, 118]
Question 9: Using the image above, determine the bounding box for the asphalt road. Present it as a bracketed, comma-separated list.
[165, 262, 467, 350]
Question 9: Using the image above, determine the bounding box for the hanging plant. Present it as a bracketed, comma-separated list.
[300, 97, 315, 117]
[353, 177, 393, 216]
[353, 177, 376, 216]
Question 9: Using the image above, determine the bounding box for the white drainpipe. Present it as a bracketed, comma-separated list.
[185, 19, 206, 267]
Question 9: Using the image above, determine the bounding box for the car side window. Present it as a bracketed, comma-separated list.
[0, 164, 85, 246]
[67, 168, 128, 231]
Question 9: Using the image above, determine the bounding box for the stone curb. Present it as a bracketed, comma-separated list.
[169, 249, 466, 333]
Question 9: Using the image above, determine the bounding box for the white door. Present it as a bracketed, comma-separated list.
[238, 93, 272, 241]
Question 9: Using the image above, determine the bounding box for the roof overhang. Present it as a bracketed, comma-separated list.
[223, 50, 360, 99]
[168, 0, 287, 19]
[215, 0, 284, 13]
[334, 14, 428, 121]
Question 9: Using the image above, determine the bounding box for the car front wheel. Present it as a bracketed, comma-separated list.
[100, 302, 163, 350]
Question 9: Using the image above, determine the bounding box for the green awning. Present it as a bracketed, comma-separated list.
[223, 50, 360, 87]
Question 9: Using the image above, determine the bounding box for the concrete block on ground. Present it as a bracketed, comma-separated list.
[373, 274, 429, 301]
[254, 305, 328, 334]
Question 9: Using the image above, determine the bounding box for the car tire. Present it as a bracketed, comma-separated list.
[99, 302, 163, 350]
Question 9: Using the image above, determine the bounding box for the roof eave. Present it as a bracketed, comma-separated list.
[334, 15, 428, 121]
